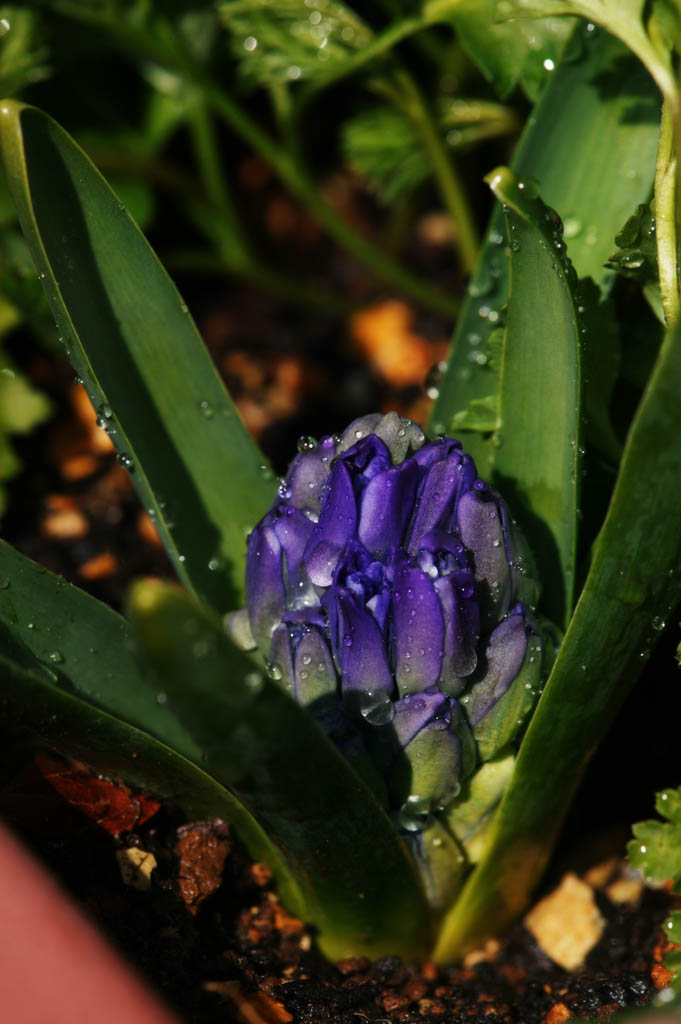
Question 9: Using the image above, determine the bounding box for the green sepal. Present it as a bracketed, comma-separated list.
[446, 750, 515, 864]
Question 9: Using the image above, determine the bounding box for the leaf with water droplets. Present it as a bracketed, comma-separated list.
[486, 165, 582, 630]
[435, 318, 681, 961]
[430, 26, 659, 474]
[628, 785, 681, 884]
[219, 0, 372, 89]
[0, 101, 275, 613]
[129, 579, 431, 962]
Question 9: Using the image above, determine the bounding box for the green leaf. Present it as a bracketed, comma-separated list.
[0, 100, 276, 613]
[0, 538, 197, 758]
[628, 785, 681, 884]
[433, 318, 681, 962]
[423, 0, 575, 99]
[430, 25, 660, 474]
[491, 0, 679, 103]
[485, 167, 581, 628]
[129, 579, 432, 962]
[0, 7, 51, 96]
[219, 0, 372, 89]
[341, 99, 516, 204]
[0, 645, 298, 914]
[579, 280, 622, 463]
[607, 201, 659, 285]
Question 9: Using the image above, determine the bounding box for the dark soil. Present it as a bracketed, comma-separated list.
[0, 741, 673, 1024]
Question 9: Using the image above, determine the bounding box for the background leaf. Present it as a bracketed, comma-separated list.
[430, 26, 660, 477]
[0, 100, 276, 614]
[434, 319, 681, 962]
[129, 579, 433, 962]
[219, 0, 372, 89]
[424, 0, 575, 99]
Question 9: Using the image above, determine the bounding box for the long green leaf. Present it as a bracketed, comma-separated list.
[0, 538, 197, 757]
[0, 646, 301, 915]
[0, 100, 275, 614]
[129, 579, 432, 962]
[488, 167, 582, 629]
[434, 320, 681, 962]
[430, 26, 659, 473]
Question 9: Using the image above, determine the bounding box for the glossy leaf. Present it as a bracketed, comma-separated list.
[628, 785, 681, 884]
[424, 0, 574, 99]
[0, 538, 197, 757]
[434, 320, 681, 962]
[129, 579, 432, 962]
[497, 0, 678, 103]
[429, 26, 659, 475]
[0, 645, 300, 913]
[487, 167, 581, 628]
[0, 100, 275, 614]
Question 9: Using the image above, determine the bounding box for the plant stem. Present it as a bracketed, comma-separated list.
[385, 71, 480, 275]
[654, 98, 679, 327]
[196, 76, 460, 318]
[186, 97, 253, 270]
[165, 249, 356, 315]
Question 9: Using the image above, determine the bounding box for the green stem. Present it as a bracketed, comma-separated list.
[187, 97, 253, 269]
[388, 72, 480, 275]
[165, 249, 357, 316]
[655, 99, 679, 327]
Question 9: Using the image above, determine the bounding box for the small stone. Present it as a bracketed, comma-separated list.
[116, 847, 157, 891]
[524, 872, 605, 971]
[546, 1003, 572, 1024]
[606, 875, 644, 906]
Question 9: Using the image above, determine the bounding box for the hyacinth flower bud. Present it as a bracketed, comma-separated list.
[229, 413, 543, 903]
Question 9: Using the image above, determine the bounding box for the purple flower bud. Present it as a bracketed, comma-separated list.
[239, 413, 541, 834]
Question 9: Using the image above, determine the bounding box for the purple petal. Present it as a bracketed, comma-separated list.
[463, 608, 529, 726]
[407, 446, 477, 552]
[272, 506, 316, 608]
[303, 461, 357, 586]
[392, 690, 449, 748]
[283, 435, 338, 517]
[391, 563, 444, 695]
[293, 626, 337, 705]
[330, 588, 394, 704]
[358, 459, 419, 556]
[457, 488, 513, 626]
[245, 517, 286, 651]
[434, 570, 479, 691]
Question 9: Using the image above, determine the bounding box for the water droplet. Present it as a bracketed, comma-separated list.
[0, 578, 9, 590]
[117, 452, 134, 471]
[543, 58, 555, 71]
[243, 35, 257, 51]
[398, 795, 432, 832]
[563, 217, 582, 239]
[360, 692, 395, 725]
[297, 435, 317, 453]
[156, 691, 168, 704]
[208, 557, 220, 572]
[49, 650, 64, 664]
[265, 660, 283, 681]
[199, 399, 214, 419]
[652, 616, 666, 632]
[0, 18, 10, 36]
